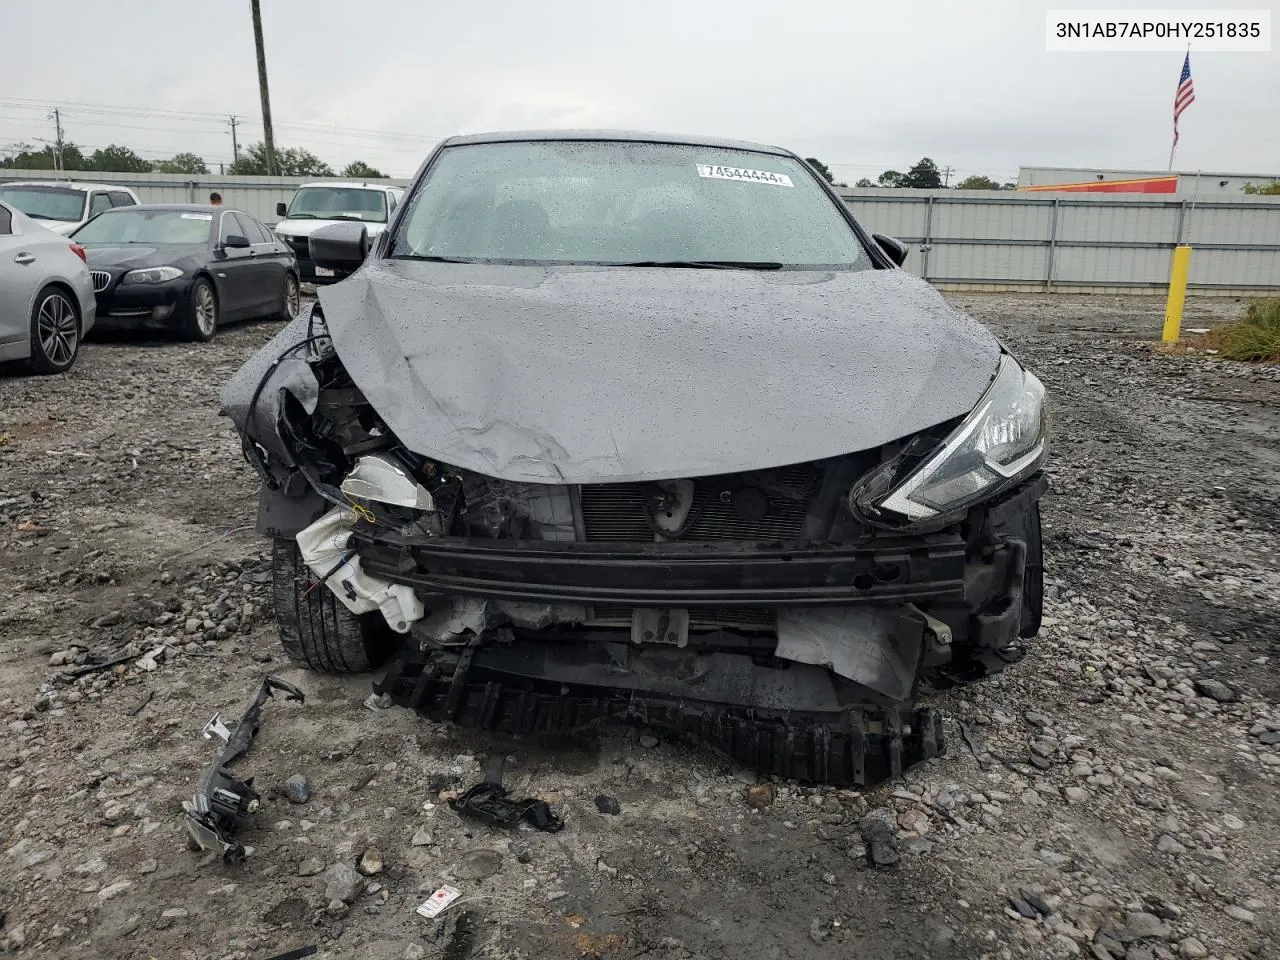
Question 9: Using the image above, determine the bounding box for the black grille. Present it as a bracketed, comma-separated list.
[589, 605, 776, 632]
[90, 271, 111, 293]
[285, 236, 310, 260]
[580, 465, 819, 542]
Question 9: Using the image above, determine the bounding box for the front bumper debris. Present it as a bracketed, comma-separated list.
[182, 676, 305, 862]
[375, 641, 944, 787]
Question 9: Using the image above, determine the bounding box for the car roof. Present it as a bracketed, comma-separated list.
[296, 181, 402, 191]
[111, 203, 252, 216]
[0, 181, 138, 193]
[440, 129, 790, 156]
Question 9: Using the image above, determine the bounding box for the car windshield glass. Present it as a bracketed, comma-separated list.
[286, 187, 387, 222]
[389, 140, 866, 268]
[0, 186, 86, 222]
[73, 209, 213, 244]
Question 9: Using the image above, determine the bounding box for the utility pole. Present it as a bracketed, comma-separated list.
[941, 165, 954, 188]
[227, 115, 241, 164]
[250, 0, 277, 176]
[49, 108, 64, 173]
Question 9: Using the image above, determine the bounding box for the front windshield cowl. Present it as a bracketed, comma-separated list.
[387, 140, 869, 270]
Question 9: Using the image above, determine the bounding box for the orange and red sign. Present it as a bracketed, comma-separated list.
[1018, 175, 1178, 194]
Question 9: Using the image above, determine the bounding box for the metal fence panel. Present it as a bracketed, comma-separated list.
[3, 171, 1278, 291]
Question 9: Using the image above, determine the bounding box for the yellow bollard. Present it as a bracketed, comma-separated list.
[1162, 245, 1193, 342]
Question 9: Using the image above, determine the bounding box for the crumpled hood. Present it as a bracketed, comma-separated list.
[315, 261, 1001, 484]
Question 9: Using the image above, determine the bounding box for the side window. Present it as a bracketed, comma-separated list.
[242, 216, 272, 244]
[89, 193, 112, 217]
[0, 205, 12, 236]
[108, 192, 136, 207]
[219, 211, 243, 243]
[387, 193, 398, 214]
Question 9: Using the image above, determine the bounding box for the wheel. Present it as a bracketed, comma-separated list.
[271, 536, 398, 673]
[278, 272, 301, 321]
[181, 277, 218, 342]
[25, 285, 80, 374]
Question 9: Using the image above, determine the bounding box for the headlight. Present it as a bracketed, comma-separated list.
[340, 454, 435, 510]
[876, 355, 1047, 521]
[122, 266, 183, 285]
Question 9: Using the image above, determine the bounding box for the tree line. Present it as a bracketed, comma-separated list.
[806, 156, 1015, 190]
[0, 140, 387, 179]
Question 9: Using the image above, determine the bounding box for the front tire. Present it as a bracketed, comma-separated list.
[181, 277, 218, 342]
[26, 285, 80, 374]
[271, 537, 398, 673]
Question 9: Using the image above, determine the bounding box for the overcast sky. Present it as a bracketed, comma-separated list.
[1, 0, 1276, 181]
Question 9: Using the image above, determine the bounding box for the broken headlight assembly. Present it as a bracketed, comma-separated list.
[857, 354, 1047, 524]
[340, 454, 436, 511]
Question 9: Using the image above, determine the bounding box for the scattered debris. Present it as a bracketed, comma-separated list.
[323, 863, 363, 904]
[357, 847, 384, 876]
[262, 946, 318, 960]
[452, 849, 503, 881]
[411, 828, 434, 846]
[861, 812, 901, 867]
[594, 795, 621, 816]
[1193, 679, 1238, 703]
[415, 885, 461, 919]
[127, 690, 155, 716]
[745, 783, 777, 809]
[181, 676, 306, 862]
[450, 756, 563, 832]
[283, 774, 311, 805]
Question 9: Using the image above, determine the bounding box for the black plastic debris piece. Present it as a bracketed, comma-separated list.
[450, 756, 563, 832]
[1009, 897, 1038, 919]
[182, 676, 306, 862]
[594, 795, 621, 816]
[860, 815, 901, 867]
[262, 947, 318, 960]
[1021, 890, 1054, 917]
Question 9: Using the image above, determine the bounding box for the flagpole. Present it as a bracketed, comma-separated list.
[1169, 44, 1190, 172]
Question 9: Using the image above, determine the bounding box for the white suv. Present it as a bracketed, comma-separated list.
[0, 181, 142, 235]
[273, 181, 404, 284]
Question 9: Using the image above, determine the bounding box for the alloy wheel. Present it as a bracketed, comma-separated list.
[195, 283, 217, 337]
[285, 274, 300, 319]
[37, 293, 78, 368]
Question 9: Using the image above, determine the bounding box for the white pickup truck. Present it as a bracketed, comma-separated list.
[273, 181, 404, 284]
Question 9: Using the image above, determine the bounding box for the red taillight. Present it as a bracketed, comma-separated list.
[70, 243, 87, 262]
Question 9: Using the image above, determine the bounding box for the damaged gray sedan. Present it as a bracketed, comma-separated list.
[221, 131, 1048, 786]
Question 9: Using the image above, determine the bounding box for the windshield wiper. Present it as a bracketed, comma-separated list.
[285, 213, 317, 219]
[612, 260, 784, 270]
[25, 213, 54, 220]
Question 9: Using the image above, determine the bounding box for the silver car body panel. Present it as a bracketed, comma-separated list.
[0, 202, 96, 363]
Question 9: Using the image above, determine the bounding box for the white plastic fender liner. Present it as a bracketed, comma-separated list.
[295, 507, 425, 633]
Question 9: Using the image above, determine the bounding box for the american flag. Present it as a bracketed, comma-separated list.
[1173, 53, 1195, 147]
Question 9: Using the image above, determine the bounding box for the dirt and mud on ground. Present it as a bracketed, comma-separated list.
[0, 294, 1277, 960]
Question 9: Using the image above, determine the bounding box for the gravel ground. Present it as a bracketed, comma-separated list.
[0, 294, 1277, 960]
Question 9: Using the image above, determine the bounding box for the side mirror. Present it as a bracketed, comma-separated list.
[872, 234, 909, 267]
[223, 234, 250, 249]
[310, 221, 369, 274]
[276, 202, 288, 218]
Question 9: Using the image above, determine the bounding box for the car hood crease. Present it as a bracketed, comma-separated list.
[315, 262, 1001, 484]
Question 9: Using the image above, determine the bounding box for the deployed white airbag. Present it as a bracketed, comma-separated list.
[295, 507, 425, 633]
